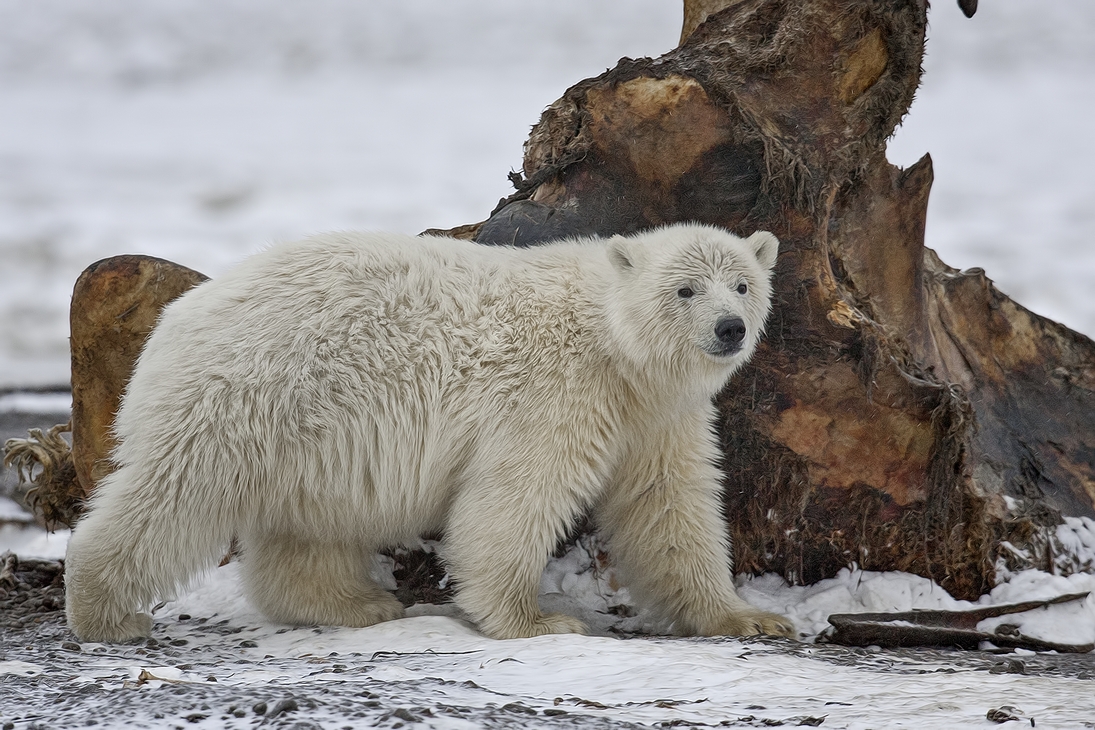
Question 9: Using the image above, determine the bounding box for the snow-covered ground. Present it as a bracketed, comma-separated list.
[2, 2, 1095, 727]
[2, 517, 1095, 728]
[4, 398, 1095, 728]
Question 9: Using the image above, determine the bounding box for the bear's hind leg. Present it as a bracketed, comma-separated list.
[241, 533, 404, 628]
[65, 464, 233, 643]
[65, 500, 156, 643]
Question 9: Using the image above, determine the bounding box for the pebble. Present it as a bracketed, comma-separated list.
[268, 699, 299, 718]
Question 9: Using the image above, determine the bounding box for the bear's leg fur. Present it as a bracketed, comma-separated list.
[445, 470, 590, 639]
[597, 412, 795, 638]
[65, 464, 234, 642]
[240, 532, 405, 628]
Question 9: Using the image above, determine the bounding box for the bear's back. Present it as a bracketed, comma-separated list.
[127, 232, 616, 437]
[252, 232, 612, 380]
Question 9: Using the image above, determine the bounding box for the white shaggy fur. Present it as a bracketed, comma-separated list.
[64, 223, 793, 642]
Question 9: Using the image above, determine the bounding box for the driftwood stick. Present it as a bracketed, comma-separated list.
[821, 592, 1093, 653]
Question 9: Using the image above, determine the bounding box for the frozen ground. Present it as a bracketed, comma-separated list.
[3, 388, 1095, 728]
[3, 392, 1095, 727]
[2, 2, 1095, 728]
[1, 0, 1094, 387]
[2, 513, 1095, 730]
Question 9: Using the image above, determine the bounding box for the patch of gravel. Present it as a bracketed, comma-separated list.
[0, 610, 651, 729]
[0, 553, 65, 630]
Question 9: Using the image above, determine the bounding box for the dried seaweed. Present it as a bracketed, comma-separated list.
[3, 422, 83, 529]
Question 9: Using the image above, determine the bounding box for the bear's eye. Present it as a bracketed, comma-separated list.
[677, 287, 695, 299]
[736, 282, 748, 295]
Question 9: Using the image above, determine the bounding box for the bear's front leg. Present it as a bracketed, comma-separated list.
[445, 471, 589, 640]
[597, 417, 795, 639]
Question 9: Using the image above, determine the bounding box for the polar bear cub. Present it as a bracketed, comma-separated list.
[64, 223, 793, 642]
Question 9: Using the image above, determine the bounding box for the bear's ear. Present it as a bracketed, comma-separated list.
[607, 236, 644, 274]
[746, 231, 779, 271]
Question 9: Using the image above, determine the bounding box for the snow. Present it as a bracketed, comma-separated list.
[0, 522, 69, 559]
[0, 495, 32, 521]
[0, 391, 71, 413]
[2, 1, 1095, 727]
[117, 587, 1088, 729]
[2, 524, 1094, 728]
[1, 0, 1094, 387]
[0, 0, 680, 388]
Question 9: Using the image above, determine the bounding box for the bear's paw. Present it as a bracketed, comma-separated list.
[709, 609, 795, 639]
[336, 593, 407, 628]
[71, 611, 154, 644]
[483, 612, 590, 640]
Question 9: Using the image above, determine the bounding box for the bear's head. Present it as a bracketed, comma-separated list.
[605, 223, 779, 390]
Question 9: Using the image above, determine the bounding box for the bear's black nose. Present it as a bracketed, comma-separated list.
[715, 317, 747, 346]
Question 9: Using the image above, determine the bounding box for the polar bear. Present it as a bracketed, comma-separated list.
[64, 223, 793, 642]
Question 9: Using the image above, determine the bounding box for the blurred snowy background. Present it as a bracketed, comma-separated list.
[0, 0, 1093, 389]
